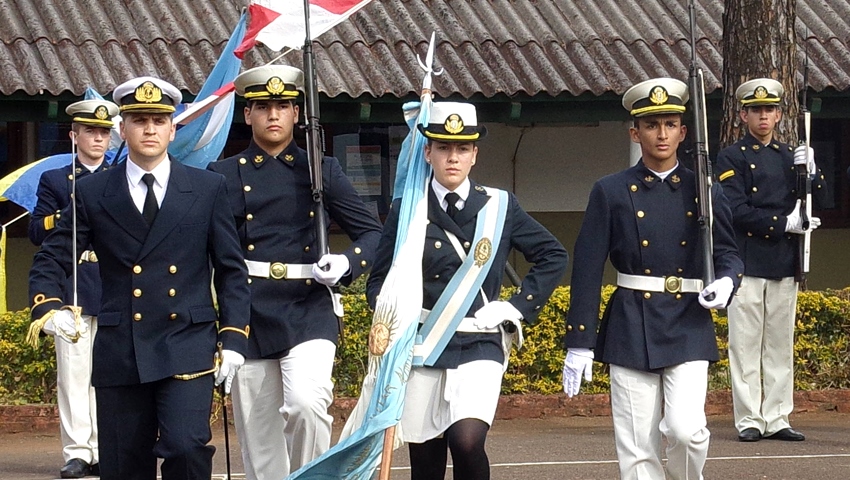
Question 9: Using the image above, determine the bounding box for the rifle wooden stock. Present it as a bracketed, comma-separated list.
[688, 0, 715, 295]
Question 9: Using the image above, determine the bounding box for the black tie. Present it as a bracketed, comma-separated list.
[445, 192, 460, 219]
[141, 173, 159, 225]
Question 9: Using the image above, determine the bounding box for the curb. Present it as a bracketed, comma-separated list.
[4, 390, 849, 434]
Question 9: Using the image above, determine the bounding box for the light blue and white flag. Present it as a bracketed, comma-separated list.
[167, 12, 247, 169]
[285, 36, 440, 480]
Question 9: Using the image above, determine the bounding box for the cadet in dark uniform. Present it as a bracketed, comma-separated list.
[716, 78, 829, 443]
[562, 78, 743, 480]
[28, 76, 250, 480]
[208, 65, 382, 479]
[28, 98, 118, 479]
[367, 102, 568, 480]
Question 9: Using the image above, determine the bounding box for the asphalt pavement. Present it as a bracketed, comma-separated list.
[1, 412, 848, 479]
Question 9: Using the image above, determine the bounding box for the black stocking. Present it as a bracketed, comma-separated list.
[446, 418, 490, 480]
[409, 436, 448, 480]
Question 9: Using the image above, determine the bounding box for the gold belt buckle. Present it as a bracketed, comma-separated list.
[664, 276, 682, 294]
[269, 262, 287, 280]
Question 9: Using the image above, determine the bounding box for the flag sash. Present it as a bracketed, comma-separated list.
[413, 188, 509, 367]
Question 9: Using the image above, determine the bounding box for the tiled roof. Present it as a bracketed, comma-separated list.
[1, 0, 848, 98]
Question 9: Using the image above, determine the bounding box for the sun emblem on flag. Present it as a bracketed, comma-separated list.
[754, 86, 768, 99]
[266, 77, 285, 95]
[135, 82, 162, 104]
[444, 114, 464, 134]
[368, 304, 396, 356]
[650, 86, 668, 105]
[94, 105, 109, 120]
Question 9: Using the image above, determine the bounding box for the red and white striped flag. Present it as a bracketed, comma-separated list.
[234, 0, 372, 58]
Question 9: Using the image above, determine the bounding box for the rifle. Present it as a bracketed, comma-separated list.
[688, 0, 715, 297]
[796, 37, 812, 287]
[302, 0, 344, 320]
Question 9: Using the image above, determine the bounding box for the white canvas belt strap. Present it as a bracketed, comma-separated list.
[616, 272, 703, 294]
[245, 260, 314, 280]
[417, 308, 499, 334]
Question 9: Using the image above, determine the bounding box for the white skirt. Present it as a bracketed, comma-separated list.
[398, 359, 504, 444]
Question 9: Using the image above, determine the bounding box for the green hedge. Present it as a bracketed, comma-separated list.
[3, 283, 849, 404]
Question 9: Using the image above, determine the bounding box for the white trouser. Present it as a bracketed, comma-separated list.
[231, 339, 336, 480]
[727, 275, 797, 434]
[610, 361, 710, 480]
[56, 314, 98, 464]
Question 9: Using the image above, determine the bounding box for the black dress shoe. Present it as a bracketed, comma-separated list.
[764, 427, 806, 441]
[60, 458, 92, 478]
[738, 427, 762, 442]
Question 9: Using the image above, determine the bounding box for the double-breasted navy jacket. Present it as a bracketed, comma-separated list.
[29, 159, 108, 316]
[715, 132, 830, 279]
[29, 160, 250, 388]
[564, 161, 743, 372]
[208, 140, 382, 359]
[367, 181, 569, 369]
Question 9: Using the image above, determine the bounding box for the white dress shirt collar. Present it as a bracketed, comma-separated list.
[431, 177, 471, 212]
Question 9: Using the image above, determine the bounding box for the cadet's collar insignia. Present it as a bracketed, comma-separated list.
[253, 155, 264, 165]
[671, 174, 681, 183]
[650, 86, 669, 105]
[284, 154, 295, 162]
[771, 143, 779, 149]
[474, 185, 485, 192]
[753, 144, 760, 151]
[94, 105, 109, 120]
[645, 175, 654, 182]
[135, 81, 162, 104]
[754, 85, 768, 99]
[266, 76, 286, 95]
[75, 167, 82, 174]
[444, 114, 464, 134]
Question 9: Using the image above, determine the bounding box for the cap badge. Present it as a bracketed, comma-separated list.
[754, 86, 768, 99]
[95, 105, 109, 120]
[444, 114, 464, 134]
[266, 77, 285, 95]
[650, 86, 669, 105]
[135, 81, 163, 104]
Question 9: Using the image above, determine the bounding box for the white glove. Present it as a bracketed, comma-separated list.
[214, 349, 244, 395]
[785, 199, 805, 234]
[312, 254, 350, 286]
[562, 348, 594, 397]
[43, 309, 86, 343]
[793, 145, 816, 173]
[699, 276, 735, 310]
[473, 301, 523, 330]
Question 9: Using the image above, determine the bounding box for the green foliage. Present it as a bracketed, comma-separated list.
[2, 284, 850, 404]
[0, 309, 57, 404]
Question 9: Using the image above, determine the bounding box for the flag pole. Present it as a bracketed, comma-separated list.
[378, 425, 396, 480]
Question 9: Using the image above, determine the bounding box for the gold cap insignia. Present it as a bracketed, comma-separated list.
[473, 238, 492, 267]
[754, 86, 768, 99]
[135, 81, 163, 104]
[266, 76, 285, 95]
[253, 155, 264, 164]
[95, 105, 109, 120]
[650, 86, 669, 105]
[284, 154, 294, 162]
[444, 114, 464, 134]
[671, 174, 681, 183]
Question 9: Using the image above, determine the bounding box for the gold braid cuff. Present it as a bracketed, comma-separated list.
[219, 325, 250, 338]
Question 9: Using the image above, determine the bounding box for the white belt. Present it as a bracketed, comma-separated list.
[78, 250, 98, 263]
[419, 309, 500, 334]
[616, 272, 703, 294]
[245, 260, 314, 280]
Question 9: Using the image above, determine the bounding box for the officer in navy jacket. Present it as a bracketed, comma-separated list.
[27, 98, 118, 479]
[367, 102, 568, 480]
[29, 77, 250, 480]
[563, 78, 743, 480]
[715, 78, 829, 443]
[207, 65, 382, 478]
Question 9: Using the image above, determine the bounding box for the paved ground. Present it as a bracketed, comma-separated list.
[1, 412, 848, 479]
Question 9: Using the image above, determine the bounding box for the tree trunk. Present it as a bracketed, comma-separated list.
[720, 0, 798, 147]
